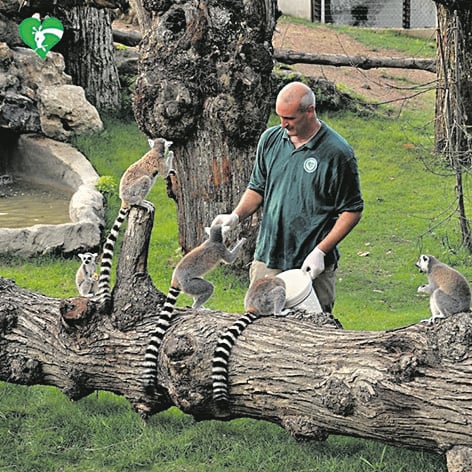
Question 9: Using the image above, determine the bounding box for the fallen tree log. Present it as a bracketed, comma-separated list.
[274, 48, 437, 73]
[0, 206, 470, 471]
[113, 27, 142, 46]
[111, 28, 437, 73]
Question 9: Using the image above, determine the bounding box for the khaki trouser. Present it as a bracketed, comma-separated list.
[249, 260, 336, 313]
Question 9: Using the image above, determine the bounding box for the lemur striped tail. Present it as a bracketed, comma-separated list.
[212, 311, 260, 407]
[141, 285, 181, 391]
[94, 207, 130, 306]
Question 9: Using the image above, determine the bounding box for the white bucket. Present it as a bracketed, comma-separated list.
[276, 269, 323, 313]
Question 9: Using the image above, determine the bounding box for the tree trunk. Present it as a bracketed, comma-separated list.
[0, 206, 471, 471]
[56, 5, 121, 112]
[132, 0, 278, 263]
[434, 2, 472, 251]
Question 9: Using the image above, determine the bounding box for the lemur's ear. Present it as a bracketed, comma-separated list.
[204, 227, 211, 236]
[147, 138, 155, 148]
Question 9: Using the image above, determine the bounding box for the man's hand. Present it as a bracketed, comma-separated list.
[301, 247, 326, 279]
[211, 212, 239, 229]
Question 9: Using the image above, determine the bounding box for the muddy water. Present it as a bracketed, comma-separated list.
[0, 179, 71, 229]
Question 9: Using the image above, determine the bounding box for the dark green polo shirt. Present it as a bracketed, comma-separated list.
[248, 121, 363, 270]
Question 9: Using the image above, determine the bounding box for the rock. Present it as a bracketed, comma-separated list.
[0, 222, 103, 257]
[0, 1, 22, 16]
[0, 134, 105, 257]
[69, 184, 105, 226]
[10, 134, 101, 189]
[0, 12, 21, 46]
[10, 46, 70, 87]
[0, 91, 40, 131]
[39, 84, 103, 141]
[0, 43, 103, 140]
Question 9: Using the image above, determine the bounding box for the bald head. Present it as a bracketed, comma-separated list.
[276, 82, 316, 112]
[275, 81, 320, 146]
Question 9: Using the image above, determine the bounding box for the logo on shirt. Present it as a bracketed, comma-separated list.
[303, 157, 318, 173]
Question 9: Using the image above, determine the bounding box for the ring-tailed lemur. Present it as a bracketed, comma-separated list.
[75, 252, 98, 297]
[94, 138, 173, 308]
[211, 276, 287, 409]
[416, 254, 471, 324]
[141, 225, 246, 391]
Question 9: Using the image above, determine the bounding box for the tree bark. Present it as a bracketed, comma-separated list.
[132, 0, 278, 263]
[0, 206, 471, 471]
[56, 6, 121, 112]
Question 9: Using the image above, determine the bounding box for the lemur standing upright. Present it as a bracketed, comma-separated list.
[75, 252, 98, 297]
[416, 254, 471, 324]
[94, 138, 173, 307]
[212, 276, 287, 409]
[141, 225, 246, 391]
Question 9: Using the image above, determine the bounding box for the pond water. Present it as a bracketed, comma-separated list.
[0, 178, 71, 229]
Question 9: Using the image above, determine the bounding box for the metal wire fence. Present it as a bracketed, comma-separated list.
[279, 0, 437, 28]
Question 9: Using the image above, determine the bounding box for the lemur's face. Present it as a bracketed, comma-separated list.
[416, 254, 429, 273]
[79, 253, 97, 265]
[148, 138, 174, 176]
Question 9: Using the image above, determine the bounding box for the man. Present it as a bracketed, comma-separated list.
[212, 81, 363, 312]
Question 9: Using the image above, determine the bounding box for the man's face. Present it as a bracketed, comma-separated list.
[275, 100, 314, 139]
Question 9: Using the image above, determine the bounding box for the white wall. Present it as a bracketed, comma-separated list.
[278, 0, 311, 20]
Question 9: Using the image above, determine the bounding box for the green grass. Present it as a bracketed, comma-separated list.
[0, 384, 445, 472]
[329, 24, 436, 58]
[0, 30, 461, 472]
[333, 103, 472, 330]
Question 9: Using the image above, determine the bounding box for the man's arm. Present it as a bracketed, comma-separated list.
[233, 189, 264, 221]
[301, 211, 362, 279]
[211, 189, 264, 228]
[316, 211, 362, 254]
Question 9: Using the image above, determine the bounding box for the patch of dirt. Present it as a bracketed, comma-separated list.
[272, 20, 436, 108]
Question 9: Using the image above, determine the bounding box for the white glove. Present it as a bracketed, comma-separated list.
[211, 212, 239, 229]
[301, 247, 326, 279]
